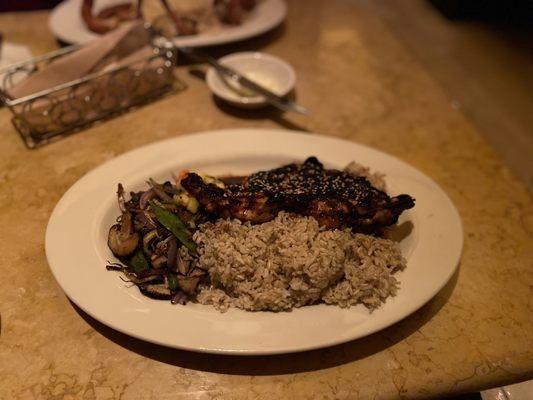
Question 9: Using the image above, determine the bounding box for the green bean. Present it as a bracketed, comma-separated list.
[167, 273, 179, 291]
[149, 201, 197, 253]
[129, 249, 150, 274]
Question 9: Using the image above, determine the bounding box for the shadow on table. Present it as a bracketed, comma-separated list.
[213, 94, 311, 133]
[72, 264, 460, 376]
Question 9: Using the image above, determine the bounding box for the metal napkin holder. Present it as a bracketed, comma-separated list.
[0, 38, 180, 149]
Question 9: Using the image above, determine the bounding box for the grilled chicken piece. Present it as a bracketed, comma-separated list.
[180, 173, 279, 223]
[180, 157, 415, 232]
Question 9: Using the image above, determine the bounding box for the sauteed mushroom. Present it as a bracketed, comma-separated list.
[107, 184, 140, 257]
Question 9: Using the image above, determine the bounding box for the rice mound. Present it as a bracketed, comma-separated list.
[344, 161, 387, 191]
[194, 212, 406, 312]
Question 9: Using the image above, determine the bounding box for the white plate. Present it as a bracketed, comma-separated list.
[49, 0, 287, 47]
[45, 129, 463, 355]
[206, 51, 296, 108]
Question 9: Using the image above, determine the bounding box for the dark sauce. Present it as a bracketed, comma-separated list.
[227, 157, 386, 206]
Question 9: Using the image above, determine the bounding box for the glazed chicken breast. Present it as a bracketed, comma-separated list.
[180, 157, 415, 233]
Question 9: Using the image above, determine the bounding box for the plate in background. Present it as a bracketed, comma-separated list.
[49, 0, 286, 47]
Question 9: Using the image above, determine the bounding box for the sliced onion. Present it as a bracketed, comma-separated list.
[139, 284, 172, 300]
[139, 188, 156, 209]
[135, 210, 157, 231]
[188, 267, 207, 278]
[167, 238, 178, 271]
[176, 253, 190, 275]
[171, 291, 188, 305]
[151, 254, 167, 269]
[149, 179, 174, 203]
[142, 230, 158, 255]
[177, 276, 200, 295]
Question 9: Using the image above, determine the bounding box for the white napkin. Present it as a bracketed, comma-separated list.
[6, 20, 150, 100]
[0, 42, 33, 86]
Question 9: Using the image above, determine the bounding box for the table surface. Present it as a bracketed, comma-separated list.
[1, 1, 532, 399]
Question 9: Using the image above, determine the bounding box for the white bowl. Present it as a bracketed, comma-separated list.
[206, 52, 296, 109]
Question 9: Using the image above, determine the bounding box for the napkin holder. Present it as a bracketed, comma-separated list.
[0, 39, 180, 149]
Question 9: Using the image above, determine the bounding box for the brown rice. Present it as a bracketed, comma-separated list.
[193, 212, 406, 312]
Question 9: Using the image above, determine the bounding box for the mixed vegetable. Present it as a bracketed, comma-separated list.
[106, 175, 221, 304]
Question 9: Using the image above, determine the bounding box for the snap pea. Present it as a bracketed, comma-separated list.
[149, 201, 197, 253]
[129, 249, 149, 274]
[167, 273, 179, 291]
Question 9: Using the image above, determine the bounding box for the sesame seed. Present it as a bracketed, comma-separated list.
[227, 157, 385, 207]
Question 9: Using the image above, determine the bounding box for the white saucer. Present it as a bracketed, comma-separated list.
[206, 52, 296, 109]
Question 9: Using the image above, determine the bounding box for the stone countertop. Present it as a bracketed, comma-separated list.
[0, 1, 532, 399]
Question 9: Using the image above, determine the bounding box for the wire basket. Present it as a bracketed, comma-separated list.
[0, 38, 181, 148]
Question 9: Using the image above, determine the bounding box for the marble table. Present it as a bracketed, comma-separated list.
[0, 1, 531, 399]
